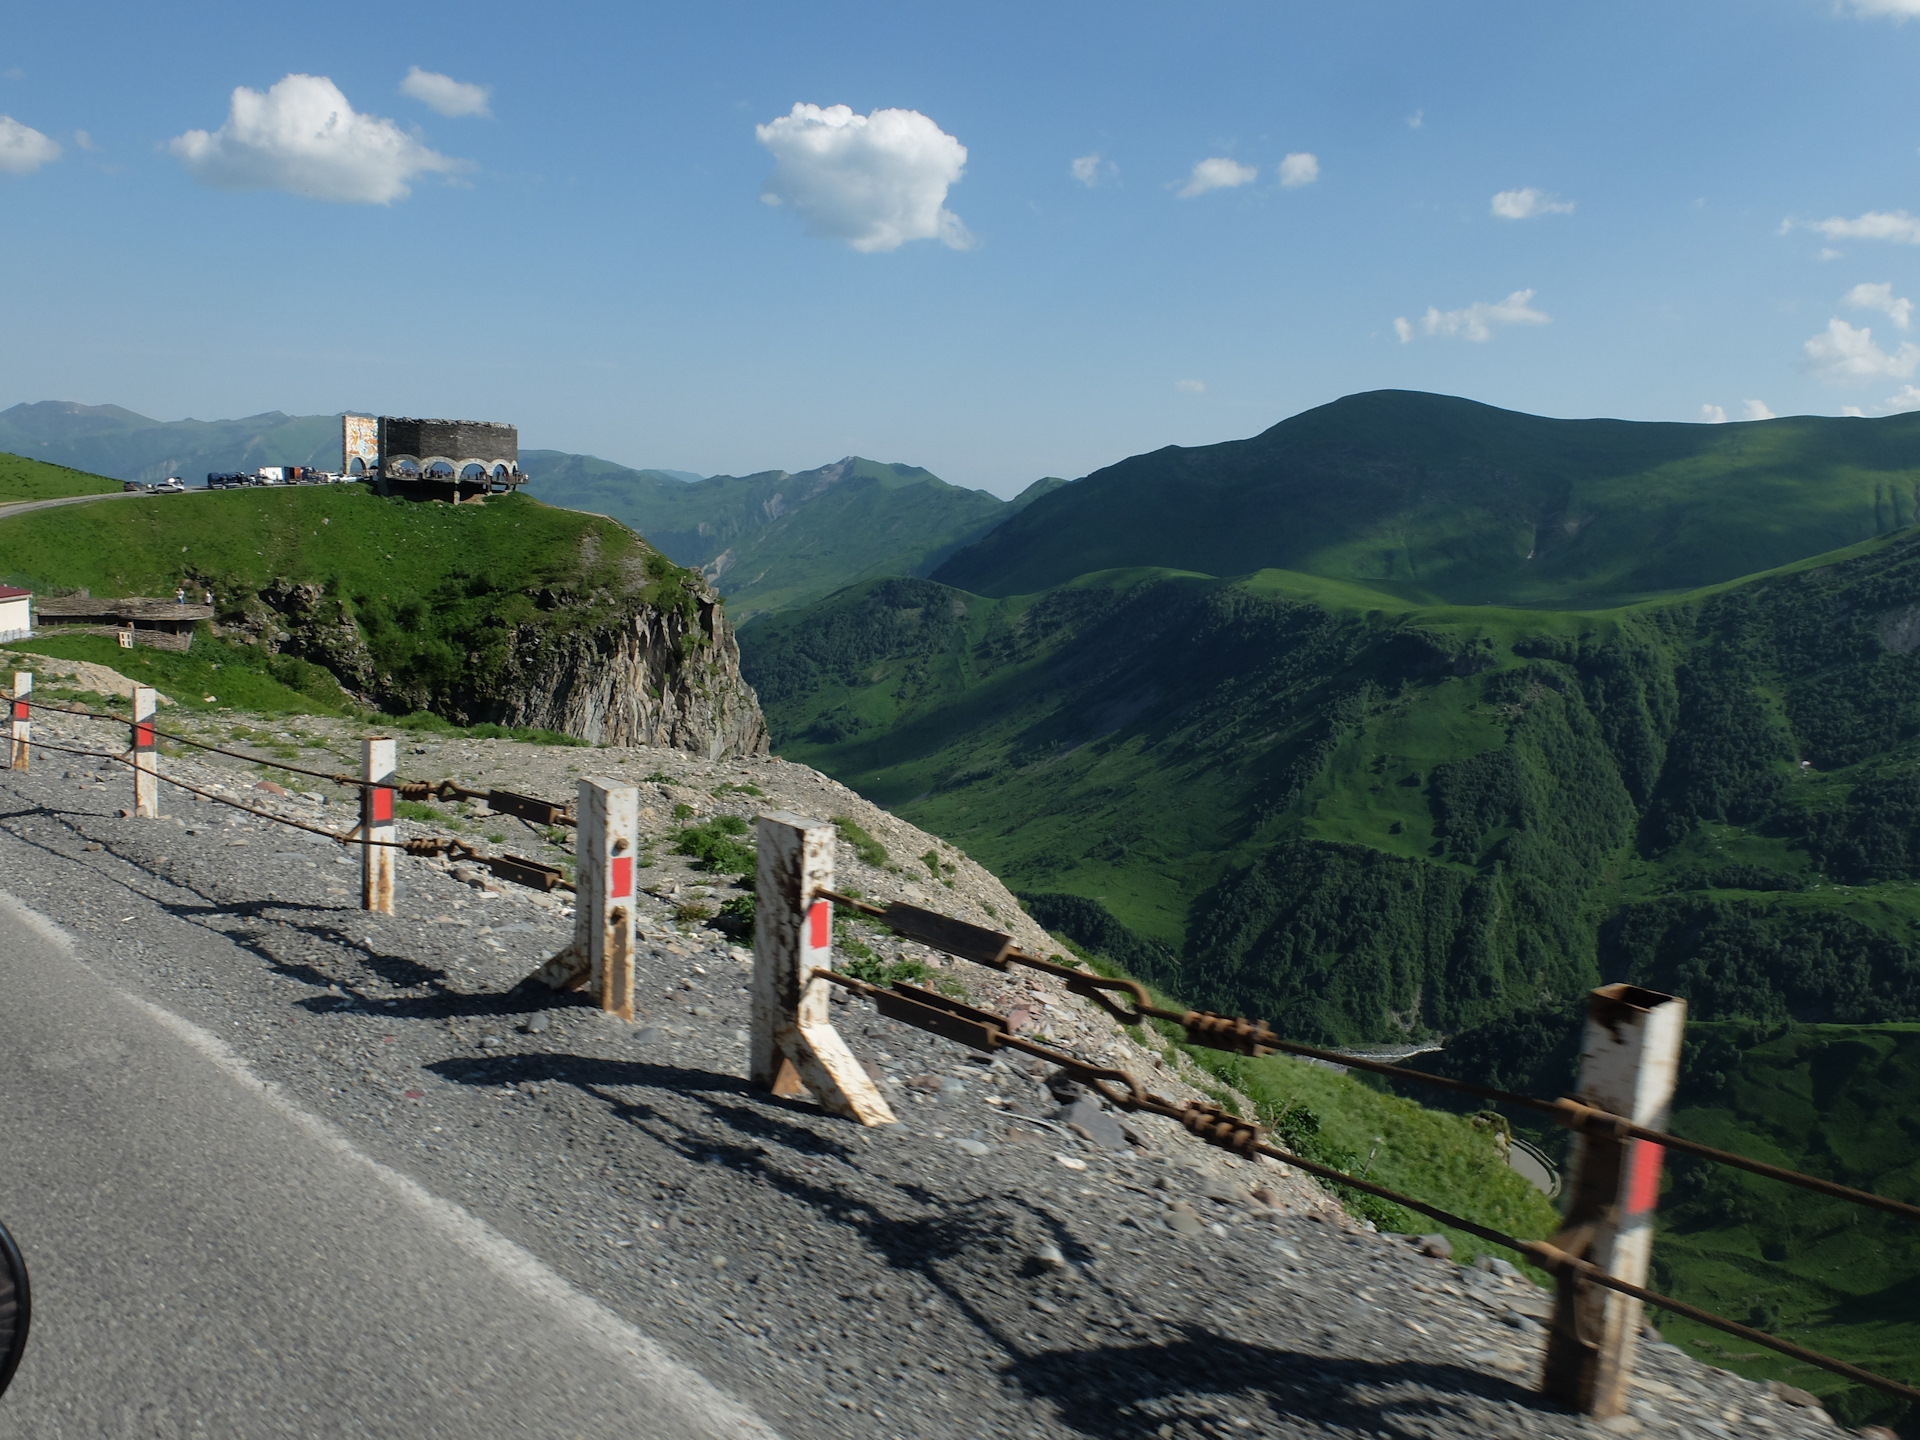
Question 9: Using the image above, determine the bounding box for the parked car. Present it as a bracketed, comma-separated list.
[205, 472, 248, 489]
[123, 480, 146, 492]
[155, 477, 185, 493]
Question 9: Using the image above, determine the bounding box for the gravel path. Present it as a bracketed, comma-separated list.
[0, 711, 1871, 1440]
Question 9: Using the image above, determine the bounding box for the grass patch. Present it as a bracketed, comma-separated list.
[673, 814, 755, 875]
[832, 814, 889, 868]
[0, 453, 122, 505]
[1059, 940, 1558, 1260]
[4, 633, 350, 716]
[392, 710, 587, 746]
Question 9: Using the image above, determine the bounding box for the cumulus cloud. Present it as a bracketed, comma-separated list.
[1175, 379, 1205, 394]
[0, 115, 59, 174]
[1802, 210, 1920, 244]
[1819, 247, 1843, 261]
[1742, 399, 1777, 421]
[1491, 187, 1574, 220]
[399, 66, 491, 119]
[1804, 317, 1920, 382]
[1407, 110, 1424, 129]
[1882, 385, 1920, 411]
[1277, 152, 1319, 188]
[1843, 0, 1920, 16]
[1844, 280, 1913, 329]
[756, 103, 971, 253]
[1394, 289, 1550, 343]
[1701, 404, 1729, 424]
[169, 74, 465, 204]
[1071, 152, 1116, 187]
[1178, 156, 1256, 198]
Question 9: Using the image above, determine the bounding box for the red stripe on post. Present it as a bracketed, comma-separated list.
[809, 899, 831, 951]
[369, 788, 393, 825]
[1627, 1138, 1665, 1214]
[10, 701, 24, 720]
[609, 856, 633, 899]
[134, 723, 154, 750]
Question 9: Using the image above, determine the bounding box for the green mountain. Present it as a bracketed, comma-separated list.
[740, 525, 1920, 1045]
[934, 390, 1920, 609]
[529, 451, 1064, 621]
[0, 402, 346, 484]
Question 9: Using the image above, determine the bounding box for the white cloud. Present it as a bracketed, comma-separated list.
[756, 103, 971, 253]
[1071, 152, 1116, 187]
[1804, 210, 1920, 244]
[1277, 152, 1318, 188]
[1819, 247, 1844, 261]
[1175, 379, 1205, 394]
[399, 66, 491, 119]
[1844, 280, 1913, 329]
[1844, 0, 1920, 16]
[1881, 385, 1920, 411]
[1394, 288, 1551, 343]
[1803, 317, 1920, 382]
[1178, 156, 1256, 198]
[1407, 109, 1424, 129]
[1491, 186, 1574, 220]
[1741, 399, 1777, 421]
[1843, 405, 1867, 416]
[73, 129, 95, 152]
[1701, 404, 1729, 424]
[169, 74, 465, 204]
[0, 115, 59, 174]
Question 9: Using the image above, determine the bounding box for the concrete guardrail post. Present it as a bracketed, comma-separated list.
[578, 778, 637, 1022]
[132, 685, 158, 818]
[8, 672, 26, 770]
[751, 811, 895, 1127]
[1541, 983, 1688, 1417]
[528, 777, 637, 1021]
[362, 737, 395, 914]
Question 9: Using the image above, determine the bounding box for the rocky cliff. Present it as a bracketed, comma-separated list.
[491, 589, 768, 756]
[218, 532, 767, 759]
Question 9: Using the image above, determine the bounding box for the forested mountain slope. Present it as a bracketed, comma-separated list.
[934, 391, 1920, 609]
[741, 528, 1920, 1043]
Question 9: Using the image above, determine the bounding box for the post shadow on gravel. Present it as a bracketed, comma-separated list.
[1007, 1338, 1551, 1439]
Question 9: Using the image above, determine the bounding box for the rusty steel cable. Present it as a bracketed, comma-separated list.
[822, 889, 1920, 1227]
[815, 966, 1920, 1407]
[16, 736, 573, 891]
[5, 693, 575, 824]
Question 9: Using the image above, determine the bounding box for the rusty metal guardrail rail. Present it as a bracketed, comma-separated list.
[5, 689, 575, 827]
[804, 886, 1920, 1412]
[3, 677, 573, 897]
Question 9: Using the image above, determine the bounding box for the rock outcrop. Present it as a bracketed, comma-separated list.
[493, 590, 768, 757]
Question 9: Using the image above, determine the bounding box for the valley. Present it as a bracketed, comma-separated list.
[6, 386, 1920, 1427]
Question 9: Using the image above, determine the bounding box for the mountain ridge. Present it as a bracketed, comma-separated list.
[933, 389, 1920, 610]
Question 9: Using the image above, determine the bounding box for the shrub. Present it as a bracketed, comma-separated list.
[674, 817, 755, 875]
[832, 815, 889, 868]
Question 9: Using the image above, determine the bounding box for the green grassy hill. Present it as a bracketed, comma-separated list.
[0, 481, 712, 723]
[530, 451, 1063, 621]
[0, 452, 124, 504]
[742, 523, 1920, 1044]
[934, 390, 1920, 609]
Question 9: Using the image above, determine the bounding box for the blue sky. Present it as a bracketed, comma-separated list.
[6, 0, 1920, 495]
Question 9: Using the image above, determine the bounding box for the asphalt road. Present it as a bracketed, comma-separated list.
[0, 488, 209, 520]
[0, 894, 781, 1440]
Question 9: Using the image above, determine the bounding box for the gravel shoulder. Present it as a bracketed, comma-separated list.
[0, 706, 1867, 1440]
